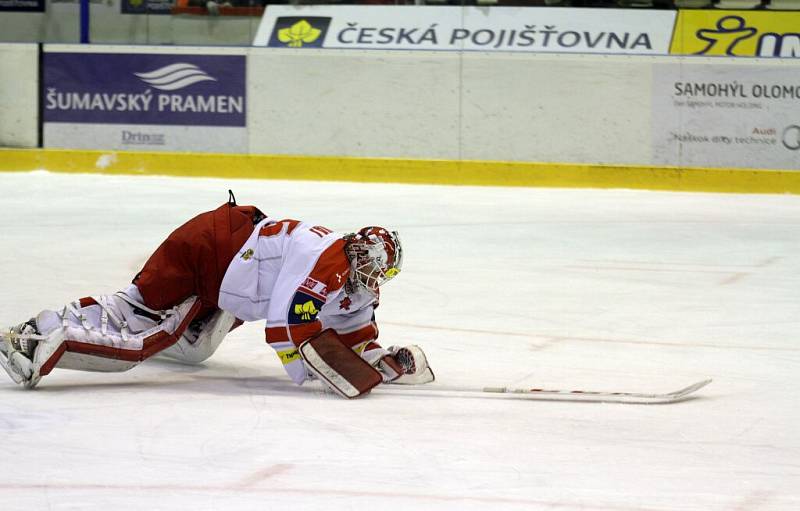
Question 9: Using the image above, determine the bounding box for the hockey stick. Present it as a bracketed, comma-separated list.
[375, 378, 712, 404]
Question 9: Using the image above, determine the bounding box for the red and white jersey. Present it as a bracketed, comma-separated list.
[218, 219, 380, 384]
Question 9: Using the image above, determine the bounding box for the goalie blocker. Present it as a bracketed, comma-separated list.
[299, 330, 434, 399]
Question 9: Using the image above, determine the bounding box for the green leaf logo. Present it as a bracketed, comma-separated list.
[278, 20, 321, 48]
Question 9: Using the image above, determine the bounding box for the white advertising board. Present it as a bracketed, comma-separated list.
[652, 63, 800, 170]
[0, 43, 38, 148]
[254, 6, 676, 55]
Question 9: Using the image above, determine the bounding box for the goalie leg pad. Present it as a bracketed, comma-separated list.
[158, 309, 236, 365]
[299, 330, 383, 399]
[0, 294, 200, 388]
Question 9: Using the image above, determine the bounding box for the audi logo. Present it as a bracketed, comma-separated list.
[783, 125, 800, 151]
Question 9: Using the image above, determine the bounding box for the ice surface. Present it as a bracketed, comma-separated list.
[0, 171, 798, 510]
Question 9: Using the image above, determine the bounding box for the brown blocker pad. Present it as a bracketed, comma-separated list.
[299, 329, 383, 399]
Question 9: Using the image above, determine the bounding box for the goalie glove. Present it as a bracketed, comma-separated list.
[388, 345, 435, 385]
[362, 344, 436, 385]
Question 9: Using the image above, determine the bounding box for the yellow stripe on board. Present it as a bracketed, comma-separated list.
[1, 148, 798, 194]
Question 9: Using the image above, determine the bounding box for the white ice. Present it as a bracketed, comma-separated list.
[0, 171, 798, 510]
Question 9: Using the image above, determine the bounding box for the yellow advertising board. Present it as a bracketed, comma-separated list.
[672, 11, 800, 57]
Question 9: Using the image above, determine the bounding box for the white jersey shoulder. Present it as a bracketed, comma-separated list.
[218, 219, 341, 321]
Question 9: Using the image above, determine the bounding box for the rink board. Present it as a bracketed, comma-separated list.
[1, 148, 798, 194]
[2, 43, 800, 191]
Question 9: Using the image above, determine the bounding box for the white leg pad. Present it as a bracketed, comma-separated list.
[26, 328, 67, 388]
[1, 292, 200, 388]
[158, 309, 235, 365]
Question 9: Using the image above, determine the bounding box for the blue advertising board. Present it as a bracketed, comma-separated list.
[43, 52, 247, 152]
[0, 0, 45, 12]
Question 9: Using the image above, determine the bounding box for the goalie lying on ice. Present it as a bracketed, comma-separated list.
[0, 192, 433, 398]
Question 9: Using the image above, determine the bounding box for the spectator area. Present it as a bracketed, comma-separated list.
[170, 0, 800, 16]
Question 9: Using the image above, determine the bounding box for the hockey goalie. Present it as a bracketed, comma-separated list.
[0, 192, 434, 398]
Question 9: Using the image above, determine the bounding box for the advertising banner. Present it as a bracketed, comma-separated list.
[254, 5, 676, 55]
[0, 0, 44, 12]
[652, 63, 800, 170]
[671, 11, 800, 58]
[43, 52, 247, 152]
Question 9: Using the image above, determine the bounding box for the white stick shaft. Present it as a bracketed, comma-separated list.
[376, 379, 712, 404]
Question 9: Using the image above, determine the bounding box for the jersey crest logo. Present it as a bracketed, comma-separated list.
[339, 297, 352, 311]
[294, 300, 319, 321]
[240, 248, 254, 261]
[289, 291, 325, 324]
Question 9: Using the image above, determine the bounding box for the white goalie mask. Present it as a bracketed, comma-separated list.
[344, 227, 403, 296]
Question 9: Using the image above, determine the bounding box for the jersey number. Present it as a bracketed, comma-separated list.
[260, 219, 300, 237]
[309, 226, 332, 238]
[260, 220, 331, 238]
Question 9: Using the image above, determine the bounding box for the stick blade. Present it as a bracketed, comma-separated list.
[608, 378, 714, 404]
[662, 378, 713, 401]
